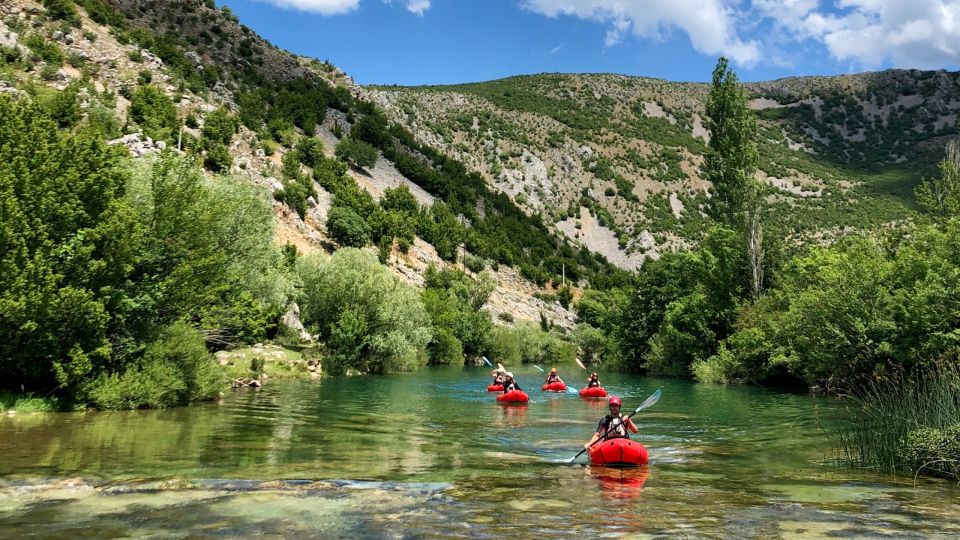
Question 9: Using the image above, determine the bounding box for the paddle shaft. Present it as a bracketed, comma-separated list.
[571, 408, 642, 462]
[569, 389, 661, 463]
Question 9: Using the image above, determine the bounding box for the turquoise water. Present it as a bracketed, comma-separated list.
[1, 366, 958, 538]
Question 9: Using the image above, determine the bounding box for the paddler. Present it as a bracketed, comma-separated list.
[544, 367, 564, 386]
[502, 372, 522, 393]
[586, 372, 601, 388]
[491, 367, 505, 386]
[584, 396, 638, 450]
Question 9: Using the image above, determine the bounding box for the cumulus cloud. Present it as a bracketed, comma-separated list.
[522, 0, 762, 65]
[256, 0, 361, 15]
[764, 0, 960, 68]
[523, 0, 960, 69]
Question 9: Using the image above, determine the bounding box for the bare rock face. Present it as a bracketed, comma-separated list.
[280, 303, 313, 343]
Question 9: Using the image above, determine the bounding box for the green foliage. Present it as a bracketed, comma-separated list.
[703, 57, 760, 227]
[295, 136, 326, 168]
[297, 249, 432, 374]
[428, 328, 464, 365]
[126, 156, 290, 346]
[335, 138, 378, 169]
[202, 107, 239, 145]
[326, 206, 371, 247]
[24, 34, 64, 66]
[129, 85, 178, 142]
[203, 142, 233, 173]
[837, 363, 960, 479]
[0, 96, 131, 393]
[900, 424, 960, 480]
[87, 321, 222, 409]
[422, 266, 494, 362]
[42, 0, 79, 25]
[488, 321, 576, 366]
[915, 138, 960, 219]
[619, 226, 746, 375]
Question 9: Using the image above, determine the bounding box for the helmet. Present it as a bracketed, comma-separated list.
[591, 372, 598, 377]
[609, 396, 622, 406]
[505, 372, 513, 378]
[550, 368, 557, 373]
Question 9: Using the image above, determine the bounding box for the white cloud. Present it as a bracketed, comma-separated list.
[523, 0, 960, 69]
[404, 0, 431, 16]
[256, 0, 360, 15]
[522, 0, 761, 65]
[753, 0, 960, 68]
[550, 42, 565, 54]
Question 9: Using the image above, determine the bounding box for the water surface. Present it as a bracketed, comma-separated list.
[1, 367, 958, 538]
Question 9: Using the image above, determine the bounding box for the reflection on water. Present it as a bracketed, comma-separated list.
[1, 366, 959, 538]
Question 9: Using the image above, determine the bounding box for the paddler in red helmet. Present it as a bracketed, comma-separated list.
[586, 371, 601, 388]
[584, 396, 638, 450]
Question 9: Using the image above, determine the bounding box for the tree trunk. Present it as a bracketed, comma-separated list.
[745, 204, 764, 298]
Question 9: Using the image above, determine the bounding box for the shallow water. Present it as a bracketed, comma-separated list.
[1, 367, 958, 538]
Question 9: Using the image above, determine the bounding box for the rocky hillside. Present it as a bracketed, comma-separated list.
[0, 0, 601, 329]
[369, 70, 960, 267]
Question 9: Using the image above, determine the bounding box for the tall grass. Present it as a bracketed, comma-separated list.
[0, 392, 60, 413]
[836, 362, 960, 478]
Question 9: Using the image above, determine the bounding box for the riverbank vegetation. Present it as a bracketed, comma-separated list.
[837, 363, 960, 481]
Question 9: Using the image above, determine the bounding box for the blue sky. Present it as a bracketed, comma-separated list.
[219, 0, 960, 86]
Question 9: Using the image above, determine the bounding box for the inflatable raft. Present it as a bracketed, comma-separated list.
[579, 386, 608, 398]
[541, 381, 567, 392]
[496, 390, 529, 403]
[589, 438, 648, 467]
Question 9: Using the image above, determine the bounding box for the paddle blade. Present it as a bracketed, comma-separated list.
[566, 386, 579, 394]
[533, 365, 545, 372]
[633, 388, 662, 414]
[575, 358, 587, 371]
[482, 356, 493, 367]
[498, 362, 505, 372]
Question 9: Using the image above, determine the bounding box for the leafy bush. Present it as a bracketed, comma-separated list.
[204, 142, 232, 172]
[422, 266, 495, 361]
[87, 322, 222, 409]
[326, 206, 371, 247]
[429, 328, 464, 365]
[899, 424, 960, 480]
[297, 249, 432, 374]
[129, 85, 178, 142]
[43, 0, 80, 24]
[24, 34, 64, 66]
[202, 107, 239, 145]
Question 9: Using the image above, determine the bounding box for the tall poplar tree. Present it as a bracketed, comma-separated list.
[703, 57, 764, 297]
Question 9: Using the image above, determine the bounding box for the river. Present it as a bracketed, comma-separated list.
[1, 366, 958, 538]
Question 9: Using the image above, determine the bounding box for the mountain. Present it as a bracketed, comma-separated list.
[0, 0, 629, 331]
[369, 70, 960, 268]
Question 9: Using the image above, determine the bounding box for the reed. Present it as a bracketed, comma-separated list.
[835, 362, 960, 479]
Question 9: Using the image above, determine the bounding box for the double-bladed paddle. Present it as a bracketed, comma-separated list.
[566, 388, 662, 464]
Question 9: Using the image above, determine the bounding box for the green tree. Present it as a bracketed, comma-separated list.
[326, 206, 371, 247]
[0, 96, 134, 394]
[702, 57, 765, 297]
[915, 138, 960, 219]
[129, 85, 178, 142]
[335, 138, 378, 169]
[201, 107, 238, 145]
[297, 249, 432, 374]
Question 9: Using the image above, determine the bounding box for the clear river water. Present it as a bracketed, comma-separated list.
[1, 366, 958, 538]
